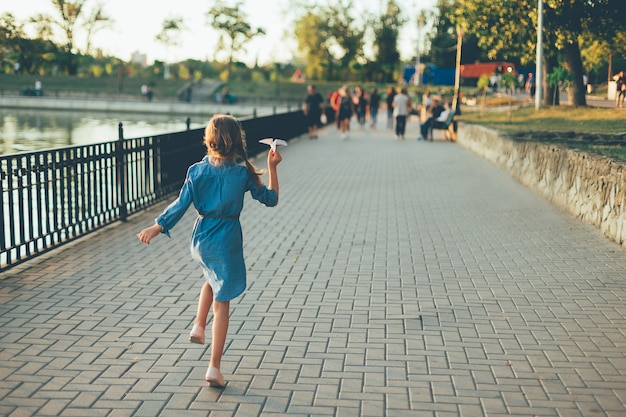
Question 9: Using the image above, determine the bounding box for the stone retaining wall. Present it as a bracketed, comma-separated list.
[457, 123, 626, 248]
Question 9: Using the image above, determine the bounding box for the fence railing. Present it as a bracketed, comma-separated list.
[1, 111, 307, 272]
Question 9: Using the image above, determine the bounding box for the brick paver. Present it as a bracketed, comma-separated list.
[1, 120, 625, 417]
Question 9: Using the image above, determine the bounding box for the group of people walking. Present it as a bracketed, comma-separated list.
[303, 84, 455, 141]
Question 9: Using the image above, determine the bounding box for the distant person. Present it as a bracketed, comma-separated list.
[34, 80, 43, 96]
[137, 114, 282, 389]
[336, 86, 355, 139]
[433, 101, 457, 141]
[420, 90, 432, 123]
[353, 86, 368, 129]
[368, 87, 381, 129]
[615, 71, 625, 108]
[14, 62, 20, 74]
[218, 87, 232, 104]
[303, 84, 324, 139]
[525, 73, 536, 101]
[141, 84, 148, 99]
[436, 101, 452, 123]
[417, 97, 444, 141]
[146, 86, 153, 102]
[392, 86, 411, 140]
[329, 88, 342, 129]
[517, 74, 525, 94]
[385, 86, 396, 129]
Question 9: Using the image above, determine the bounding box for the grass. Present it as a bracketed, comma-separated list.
[460, 105, 626, 134]
[0, 74, 188, 98]
[460, 104, 626, 161]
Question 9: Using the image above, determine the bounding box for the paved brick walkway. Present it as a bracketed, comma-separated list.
[1, 120, 625, 417]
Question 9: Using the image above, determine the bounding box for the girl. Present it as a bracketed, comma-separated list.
[336, 86, 355, 139]
[137, 114, 282, 388]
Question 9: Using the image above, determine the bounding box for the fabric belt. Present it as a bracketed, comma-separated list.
[198, 214, 239, 219]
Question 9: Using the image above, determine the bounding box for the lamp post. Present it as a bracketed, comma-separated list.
[453, 26, 463, 110]
[535, 0, 544, 110]
[415, 11, 426, 87]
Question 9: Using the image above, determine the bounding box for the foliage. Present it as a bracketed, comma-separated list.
[294, 10, 333, 80]
[155, 18, 185, 49]
[0, 13, 60, 75]
[453, 0, 624, 107]
[476, 74, 491, 117]
[546, 66, 573, 104]
[0, 0, 623, 89]
[370, 1, 403, 83]
[82, 4, 113, 55]
[324, 1, 365, 78]
[208, 1, 265, 80]
[546, 66, 573, 89]
[296, 0, 365, 81]
[500, 73, 517, 90]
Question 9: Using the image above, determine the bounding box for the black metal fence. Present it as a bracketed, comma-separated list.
[1, 111, 307, 272]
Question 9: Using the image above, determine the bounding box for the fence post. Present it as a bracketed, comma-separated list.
[117, 122, 128, 221]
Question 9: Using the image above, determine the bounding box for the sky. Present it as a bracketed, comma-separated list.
[4, 0, 436, 67]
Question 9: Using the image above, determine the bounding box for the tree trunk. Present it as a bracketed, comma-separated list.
[608, 51, 613, 84]
[544, 55, 560, 106]
[562, 40, 587, 107]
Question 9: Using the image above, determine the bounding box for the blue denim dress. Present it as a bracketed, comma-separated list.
[156, 156, 278, 301]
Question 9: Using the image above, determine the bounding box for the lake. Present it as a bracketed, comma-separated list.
[0, 108, 211, 155]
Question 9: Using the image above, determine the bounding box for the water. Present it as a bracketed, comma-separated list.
[0, 108, 210, 155]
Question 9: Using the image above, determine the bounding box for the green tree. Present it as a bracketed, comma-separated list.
[208, 1, 265, 81]
[427, 0, 486, 71]
[372, 0, 404, 83]
[156, 17, 185, 80]
[323, 1, 365, 81]
[34, 0, 112, 75]
[82, 4, 112, 55]
[293, 1, 365, 81]
[454, 0, 623, 107]
[546, 66, 573, 105]
[294, 10, 333, 80]
[0, 13, 59, 75]
[476, 74, 490, 117]
[50, 0, 86, 74]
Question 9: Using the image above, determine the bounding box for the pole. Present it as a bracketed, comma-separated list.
[535, 0, 543, 110]
[415, 10, 426, 86]
[453, 27, 463, 110]
[415, 13, 422, 87]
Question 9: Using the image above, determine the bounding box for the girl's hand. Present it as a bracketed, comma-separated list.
[268, 149, 282, 168]
[137, 224, 162, 245]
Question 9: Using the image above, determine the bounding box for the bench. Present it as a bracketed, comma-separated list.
[428, 109, 457, 141]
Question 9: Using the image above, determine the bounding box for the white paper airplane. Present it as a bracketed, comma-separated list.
[259, 138, 287, 152]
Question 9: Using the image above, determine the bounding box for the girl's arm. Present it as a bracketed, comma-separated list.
[137, 223, 163, 245]
[267, 149, 282, 197]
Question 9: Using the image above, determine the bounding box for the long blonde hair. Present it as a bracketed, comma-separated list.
[204, 114, 264, 186]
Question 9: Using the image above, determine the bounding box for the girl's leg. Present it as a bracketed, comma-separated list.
[190, 282, 213, 344]
[209, 300, 230, 370]
[195, 282, 213, 327]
